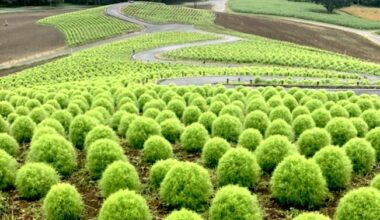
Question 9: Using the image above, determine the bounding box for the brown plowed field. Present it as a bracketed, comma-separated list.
[215, 12, 380, 63]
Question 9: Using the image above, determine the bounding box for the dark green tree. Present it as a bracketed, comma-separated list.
[311, 0, 352, 13]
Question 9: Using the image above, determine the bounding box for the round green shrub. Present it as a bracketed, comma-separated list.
[86, 139, 126, 179]
[190, 97, 208, 112]
[209, 101, 225, 115]
[29, 107, 48, 124]
[99, 189, 150, 220]
[366, 127, 380, 160]
[31, 126, 59, 143]
[143, 135, 173, 163]
[357, 98, 374, 111]
[361, 109, 380, 130]
[209, 185, 262, 220]
[43, 183, 84, 220]
[202, 137, 231, 168]
[256, 135, 296, 173]
[27, 134, 77, 176]
[110, 110, 127, 131]
[335, 187, 380, 220]
[265, 119, 294, 141]
[84, 125, 118, 151]
[271, 155, 328, 209]
[165, 209, 203, 220]
[0, 133, 18, 157]
[238, 128, 262, 151]
[344, 103, 362, 117]
[283, 95, 298, 112]
[217, 148, 261, 188]
[15, 163, 59, 200]
[0, 149, 17, 190]
[117, 113, 137, 138]
[269, 106, 292, 124]
[212, 115, 242, 143]
[143, 99, 165, 112]
[305, 99, 324, 112]
[149, 159, 179, 188]
[244, 110, 269, 135]
[325, 117, 357, 146]
[160, 162, 212, 210]
[119, 102, 138, 114]
[51, 110, 73, 133]
[156, 110, 177, 124]
[267, 95, 283, 108]
[343, 138, 375, 174]
[99, 161, 140, 197]
[69, 115, 98, 150]
[167, 100, 186, 118]
[127, 116, 161, 149]
[160, 119, 184, 143]
[180, 123, 209, 153]
[198, 111, 217, 134]
[293, 212, 331, 220]
[220, 104, 243, 120]
[143, 108, 160, 119]
[311, 108, 331, 128]
[350, 117, 368, 138]
[292, 106, 310, 119]
[313, 146, 352, 190]
[330, 105, 349, 118]
[297, 128, 331, 157]
[10, 116, 36, 143]
[15, 106, 29, 116]
[371, 174, 380, 190]
[292, 114, 315, 139]
[38, 118, 65, 135]
[7, 113, 18, 125]
[0, 101, 14, 118]
[182, 106, 201, 125]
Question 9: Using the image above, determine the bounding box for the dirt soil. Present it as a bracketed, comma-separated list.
[0, 9, 75, 64]
[341, 6, 380, 21]
[215, 12, 380, 64]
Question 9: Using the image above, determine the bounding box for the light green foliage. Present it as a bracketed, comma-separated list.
[156, 110, 177, 124]
[350, 117, 368, 138]
[297, 128, 331, 157]
[361, 109, 380, 130]
[371, 174, 380, 190]
[212, 115, 242, 143]
[69, 115, 98, 149]
[0, 101, 14, 118]
[293, 212, 331, 220]
[84, 125, 118, 151]
[149, 159, 179, 188]
[117, 113, 137, 137]
[143, 135, 173, 163]
[51, 110, 73, 133]
[0, 133, 18, 156]
[325, 117, 357, 146]
[366, 127, 380, 160]
[238, 128, 262, 151]
[167, 100, 186, 118]
[265, 119, 294, 141]
[292, 106, 310, 119]
[0, 149, 17, 190]
[29, 107, 48, 124]
[127, 116, 161, 149]
[198, 111, 217, 134]
[38, 118, 65, 135]
[269, 106, 292, 124]
[202, 137, 231, 168]
[292, 114, 315, 139]
[182, 106, 202, 126]
[209, 185, 262, 220]
[244, 110, 269, 135]
[181, 123, 209, 152]
[10, 116, 36, 143]
[343, 138, 376, 174]
[165, 209, 203, 220]
[311, 108, 331, 128]
[330, 105, 349, 118]
[160, 119, 184, 143]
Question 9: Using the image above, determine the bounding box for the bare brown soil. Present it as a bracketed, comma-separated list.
[0, 9, 75, 64]
[341, 6, 380, 21]
[215, 12, 380, 63]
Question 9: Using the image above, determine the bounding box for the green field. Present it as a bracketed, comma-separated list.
[228, 0, 380, 29]
[39, 6, 141, 45]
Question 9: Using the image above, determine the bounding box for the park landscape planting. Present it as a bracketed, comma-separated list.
[1, 1, 380, 220]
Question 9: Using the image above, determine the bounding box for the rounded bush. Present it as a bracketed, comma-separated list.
[127, 117, 161, 149]
[212, 115, 242, 143]
[167, 100, 186, 119]
[265, 119, 294, 141]
[244, 110, 269, 136]
[297, 128, 331, 157]
[313, 146, 352, 190]
[182, 106, 201, 125]
[305, 99, 323, 112]
[371, 174, 380, 190]
[43, 183, 83, 220]
[181, 123, 209, 153]
[15, 163, 59, 200]
[335, 187, 380, 220]
[27, 134, 77, 175]
[343, 138, 375, 174]
[325, 117, 357, 146]
[292, 114, 315, 139]
[149, 159, 179, 188]
[99, 161, 140, 197]
[217, 148, 261, 188]
[38, 118, 65, 136]
[165, 209, 203, 220]
[15, 106, 29, 116]
[160, 118, 183, 143]
[283, 95, 298, 111]
[238, 128, 262, 151]
[330, 105, 349, 118]
[86, 139, 126, 179]
[0, 149, 17, 190]
[84, 125, 118, 151]
[29, 107, 48, 124]
[271, 155, 328, 209]
[293, 212, 331, 220]
[143, 135, 173, 163]
[99, 189, 150, 220]
[209, 101, 225, 115]
[160, 162, 212, 210]
[202, 137, 231, 168]
[156, 110, 177, 124]
[366, 127, 380, 160]
[220, 104, 243, 120]
[269, 106, 292, 124]
[51, 110, 73, 133]
[256, 135, 296, 173]
[143, 108, 159, 119]
[0, 101, 14, 118]
[344, 103, 362, 117]
[198, 111, 217, 134]
[69, 115, 98, 150]
[209, 185, 262, 220]
[292, 106, 310, 119]
[0, 133, 18, 156]
[117, 113, 137, 137]
[311, 108, 331, 128]
[361, 109, 380, 130]
[350, 117, 368, 138]
[10, 116, 36, 143]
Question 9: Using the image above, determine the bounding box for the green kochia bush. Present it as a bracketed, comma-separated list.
[361, 109, 380, 130]
[293, 212, 331, 220]
[167, 99, 186, 118]
[127, 116, 161, 149]
[160, 119, 184, 143]
[38, 118, 65, 136]
[329, 105, 349, 118]
[265, 119, 294, 141]
[255, 135, 296, 173]
[99, 189, 151, 220]
[182, 106, 201, 125]
[0, 117, 9, 133]
[311, 108, 331, 128]
[149, 159, 179, 188]
[292, 114, 315, 139]
[198, 111, 217, 134]
[27, 134, 77, 176]
[0, 101, 14, 118]
[350, 117, 368, 138]
[238, 128, 262, 151]
[51, 110, 73, 133]
[86, 139, 126, 179]
[84, 125, 118, 151]
[15, 163, 59, 200]
[10, 116, 36, 143]
[202, 137, 231, 168]
[313, 146, 352, 190]
[269, 106, 292, 124]
[0, 133, 18, 156]
[43, 183, 84, 220]
[297, 128, 331, 157]
[160, 162, 212, 210]
[69, 115, 98, 149]
[343, 138, 375, 174]
[271, 155, 328, 209]
[244, 110, 269, 135]
[335, 187, 380, 220]
[209, 185, 262, 220]
[371, 174, 380, 190]
[99, 161, 140, 198]
[325, 117, 357, 146]
[366, 127, 380, 160]
[0, 149, 17, 190]
[143, 135, 173, 163]
[181, 123, 209, 153]
[29, 107, 48, 124]
[292, 106, 310, 119]
[212, 115, 242, 143]
[156, 110, 177, 124]
[217, 148, 261, 188]
[117, 113, 137, 137]
[165, 209, 203, 220]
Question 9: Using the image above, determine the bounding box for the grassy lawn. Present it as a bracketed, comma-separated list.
[228, 0, 380, 29]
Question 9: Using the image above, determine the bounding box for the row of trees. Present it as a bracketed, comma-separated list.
[0, 0, 190, 6]
[292, 0, 380, 12]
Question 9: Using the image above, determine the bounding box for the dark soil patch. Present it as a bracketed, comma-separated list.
[215, 12, 380, 64]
